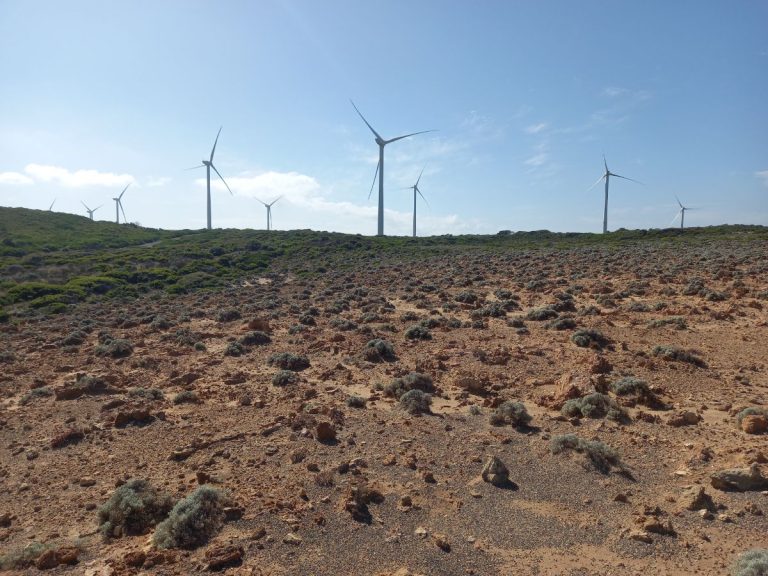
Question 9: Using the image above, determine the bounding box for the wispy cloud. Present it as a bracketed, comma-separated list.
[524, 152, 547, 167]
[147, 176, 171, 188]
[525, 122, 548, 134]
[0, 171, 33, 185]
[755, 170, 768, 188]
[24, 164, 135, 188]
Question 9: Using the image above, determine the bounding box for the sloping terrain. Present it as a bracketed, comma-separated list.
[1, 211, 767, 575]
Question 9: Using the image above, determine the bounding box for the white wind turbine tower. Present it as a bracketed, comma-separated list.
[403, 166, 429, 238]
[587, 155, 641, 233]
[188, 127, 233, 230]
[256, 196, 282, 231]
[671, 195, 692, 229]
[112, 184, 129, 224]
[81, 201, 103, 221]
[351, 100, 434, 236]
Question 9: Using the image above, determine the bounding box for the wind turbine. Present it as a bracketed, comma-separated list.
[671, 195, 692, 229]
[81, 201, 103, 221]
[351, 100, 434, 236]
[587, 156, 641, 233]
[113, 184, 129, 224]
[48, 199, 56, 211]
[256, 196, 281, 231]
[188, 127, 232, 230]
[403, 166, 429, 238]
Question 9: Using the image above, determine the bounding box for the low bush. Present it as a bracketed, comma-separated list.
[272, 370, 298, 386]
[731, 549, 768, 576]
[224, 341, 244, 357]
[346, 395, 366, 408]
[98, 478, 173, 538]
[216, 309, 241, 322]
[525, 307, 558, 321]
[128, 387, 165, 401]
[363, 339, 396, 362]
[239, 331, 271, 346]
[95, 338, 133, 358]
[489, 401, 532, 427]
[20, 386, 53, 405]
[571, 329, 610, 349]
[405, 324, 432, 340]
[399, 389, 432, 414]
[652, 345, 707, 367]
[648, 317, 687, 330]
[550, 434, 622, 474]
[0, 542, 51, 570]
[152, 485, 228, 549]
[173, 390, 199, 404]
[268, 352, 310, 371]
[384, 372, 434, 399]
[736, 407, 768, 427]
[562, 392, 624, 421]
[546, 317, 577, 330]
[610, 376, 661, 408]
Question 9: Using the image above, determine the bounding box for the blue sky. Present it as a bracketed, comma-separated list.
[1, 0, 766, 234]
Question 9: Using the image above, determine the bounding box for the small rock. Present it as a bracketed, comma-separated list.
[79, 477, 96, 487]
[283, 532, 302, 545]
[414, 526, 428, 539]
[698, 509, 714, 520]
[481, 456, 510, 487]
[316, 421, 336, 443]
[679, 485, 715, 512]
[55, 546, 79, 566]
[711, 464, 768, 492]
[123, 550, 146, 568]
[628, 530, 653, 544]
[666, 411, 701, 427]
[205, 544, 244, 571]
[35, 549, 58, 570]
[434, 533, 451, 552]
[614, 493, 629, 503]
[717, 513, 733, 523]
[643, 518, 676, 536]
[0, 512, 11, 527]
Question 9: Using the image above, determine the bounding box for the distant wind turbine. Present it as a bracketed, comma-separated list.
[113, 184, 129, 224]
[256, 196, 282, 231]
[587, 156, 641, 233]
[351, 100, 434, 236]
[48, 199, 56, 211]
[81, 201, 103, 221]
[403, 166, 429, 238]
[671, 195, 692, 229]
[188, 127, 232, 230]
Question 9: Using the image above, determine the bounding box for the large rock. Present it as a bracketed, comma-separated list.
[481, 456, 510, 487]
[711, 464, 768, 492]
[205, 544, 244, 571]
[679, 485, 715, 512]
[666, 411, 701, 427]
[741, 415, 768, 435]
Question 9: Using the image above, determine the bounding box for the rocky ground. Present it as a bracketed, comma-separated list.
[1, 239, 767, 575]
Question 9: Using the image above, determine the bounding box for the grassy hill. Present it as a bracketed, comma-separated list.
[1, 206, 766, 320]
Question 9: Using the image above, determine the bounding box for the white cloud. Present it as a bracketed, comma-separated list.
[525, 123, 548, 134]
[24, 164, 135, 188]
[755, 170, 768, 188]
[202, 171, 321, 203]
[147, 176, 171, 188]
[0, 171, 33, 185]
[524, 153, 548, 167]
[603, 86, 628, 98]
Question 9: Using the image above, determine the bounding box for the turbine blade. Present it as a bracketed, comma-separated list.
[210, 126, 222, 163]
[255, 197, 267, 206]
[385, 129, 436, 144]
[94, 205, 102, 211]
[415, 164, 426, 187]
[674, 195, 684, 209]
[603, 154, 608, 173]
[81, 201, 90, 211]
[119, 201, 127, 223]
[670, 210, 681, 225]
[587, 174, 606, 191]
[268, 195, 282, 207]
[367, 159, 380, 201]
[210, 163, 233, 195]
[610, 173, 642, 185]
[119, 183, 130, 199]
[185, 164, 206, 171]
[417, 187, 430, 209]
[350, 100, 382, 140]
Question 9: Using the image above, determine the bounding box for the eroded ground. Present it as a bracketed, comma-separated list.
[1, 239, 767, 575]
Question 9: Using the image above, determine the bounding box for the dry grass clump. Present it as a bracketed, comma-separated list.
[268, 352, 310, 371]
[490, 401, 532, 427]
[731, 549, 768, 576]
[98, 478, 173, 538]
[399, 389, 432, 414]
[550, 434, 622, 474]
[652, 345, 707, 367]
[384, 372, 434, 399]
[561, 392, 625, 421]
[152, 486, 228, 549]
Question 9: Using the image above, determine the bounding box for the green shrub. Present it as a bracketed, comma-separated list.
[648, 317, 687, 330]
[405, 324, 432, 340]
[347, 395, 366, 408]
[152, 485, 228, 549]
[546, 317, 577, 330]
[239, 331, 271, 346]
[98, 478, 173, 538]
[525, 307, 558, 321]
[731, 549, 768, 576]
[652, 345, 707, 367]
[173, 390, 199, 404]
[490, 401, 532, 427]
[610, 376, 663, 408]
[61, 329, 87, 346]
[364, 339, 396, 362]
[224, 341, 244, 357]
[550, 434, 622, 474]
[399, 389, 432, 414]
[384, 372, 434, 399]
[95, 338, 133, 358]
[571, 329, 610, 349]
[268, 352, 310, 371]
[128, 387, 165, 401]
[272, 370, 298, 386]
[216, 309, 241, 322]
[0, 542, 51, 570]
[20, 386, 53, 405]
[561, 392, 624, 421]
